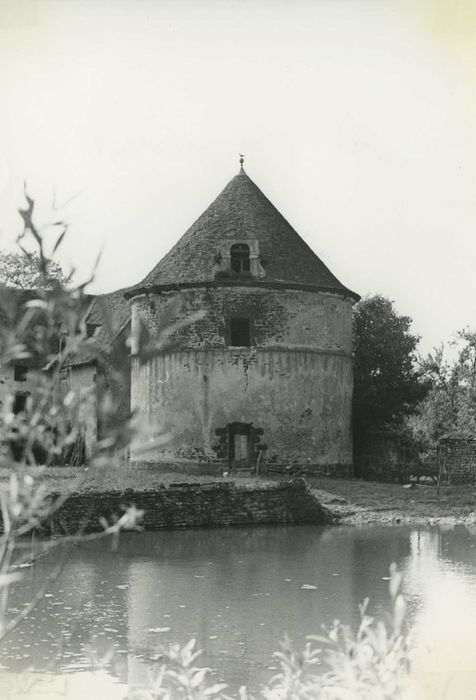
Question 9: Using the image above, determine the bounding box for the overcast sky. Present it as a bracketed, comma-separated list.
[0, 0, 475, 354]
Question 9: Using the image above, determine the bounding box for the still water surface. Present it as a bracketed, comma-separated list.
[2, 524, 476, 699]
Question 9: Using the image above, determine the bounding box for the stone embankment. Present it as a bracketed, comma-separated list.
[49, 478, 332, 533]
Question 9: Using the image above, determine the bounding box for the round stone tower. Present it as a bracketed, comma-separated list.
[126, 165, 359, 474]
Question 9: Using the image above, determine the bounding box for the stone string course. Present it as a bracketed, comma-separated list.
[49, 479, 332, 533]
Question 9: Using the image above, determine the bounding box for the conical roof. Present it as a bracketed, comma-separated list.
[126, 168, 358, 300]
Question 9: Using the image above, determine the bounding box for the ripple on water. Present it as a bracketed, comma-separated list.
[3, 525, 476, 697]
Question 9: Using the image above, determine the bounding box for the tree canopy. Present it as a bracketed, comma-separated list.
[0, 250, 66, 289]
[412, 330, 476, 444]
[353, 295, 426, 447]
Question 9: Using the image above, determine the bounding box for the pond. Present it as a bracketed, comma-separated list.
[2, 524, 476, 699]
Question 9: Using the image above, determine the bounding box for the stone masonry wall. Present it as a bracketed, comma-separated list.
[48, 479, 332, 533]
[441, 439, 476, 485]
[0, 364, 36, 413]
[131, 287, 353, 354]
[130, 287, 353, 469]
[131, 349, 352, 466]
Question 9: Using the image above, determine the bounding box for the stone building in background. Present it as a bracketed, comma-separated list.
[0, 287, 130, 463]
[124, 164, 359, 474]
[1, 166, 359, 474]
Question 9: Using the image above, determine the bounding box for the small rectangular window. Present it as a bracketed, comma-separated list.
[14, 365, 28, 382]
[13, 393, 27, 414]
[229, 318, 252, 347]
[230, 244, 251, 273]
[86, 323, 99, 338]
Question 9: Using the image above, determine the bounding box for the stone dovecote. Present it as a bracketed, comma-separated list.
[126, 166, 359, 475]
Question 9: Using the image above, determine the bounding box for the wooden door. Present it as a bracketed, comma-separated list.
[229, 423, 251, 469]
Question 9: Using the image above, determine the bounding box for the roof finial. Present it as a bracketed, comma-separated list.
[239, 153, 245, 169]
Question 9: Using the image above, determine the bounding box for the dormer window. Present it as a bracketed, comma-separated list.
[230, 244, 250, 273]
[217, 238, 264, 279]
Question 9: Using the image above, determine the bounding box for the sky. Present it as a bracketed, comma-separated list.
[0, 0, 475, 354]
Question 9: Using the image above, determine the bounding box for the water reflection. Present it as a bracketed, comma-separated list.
[2, 524, 476, 698]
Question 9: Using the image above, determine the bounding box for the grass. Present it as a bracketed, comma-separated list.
[305, 476, 476, 525]
[0, 464, 274, 494]
[2, 465, 475, 525]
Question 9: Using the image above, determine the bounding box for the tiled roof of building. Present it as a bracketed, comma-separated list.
[126, 167, 358, 300]
[63, 288, 130, 367]
[86, 287, 130, 334]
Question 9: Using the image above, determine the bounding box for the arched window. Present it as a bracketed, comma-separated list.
[230, 243, 250, 273]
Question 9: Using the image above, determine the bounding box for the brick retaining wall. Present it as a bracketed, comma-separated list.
[439, 437, 476, 485]
[49, 478, 332, 533]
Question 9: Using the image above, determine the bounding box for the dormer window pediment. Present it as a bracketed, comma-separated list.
[216, 237, 265, 279]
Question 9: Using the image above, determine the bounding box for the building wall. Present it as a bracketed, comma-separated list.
[96, 325, 131, 446]
[0, 362, 97, 462]
[68, 364, 97, 457]
[130, 286, 353, 470]
[0, 364, 35, 413]
[131, 287, 352, 353]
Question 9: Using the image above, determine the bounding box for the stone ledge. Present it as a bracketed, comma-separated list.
[45, 478, 332, 532]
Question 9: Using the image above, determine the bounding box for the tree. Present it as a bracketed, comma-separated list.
[353, 295, 427, 454]
[412, 330, 476, 445]
[0, 250, 66, 289]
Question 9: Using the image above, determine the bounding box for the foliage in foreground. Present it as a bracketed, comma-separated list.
[0, 192, 143, 644]
[0, 189, 202, 645]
